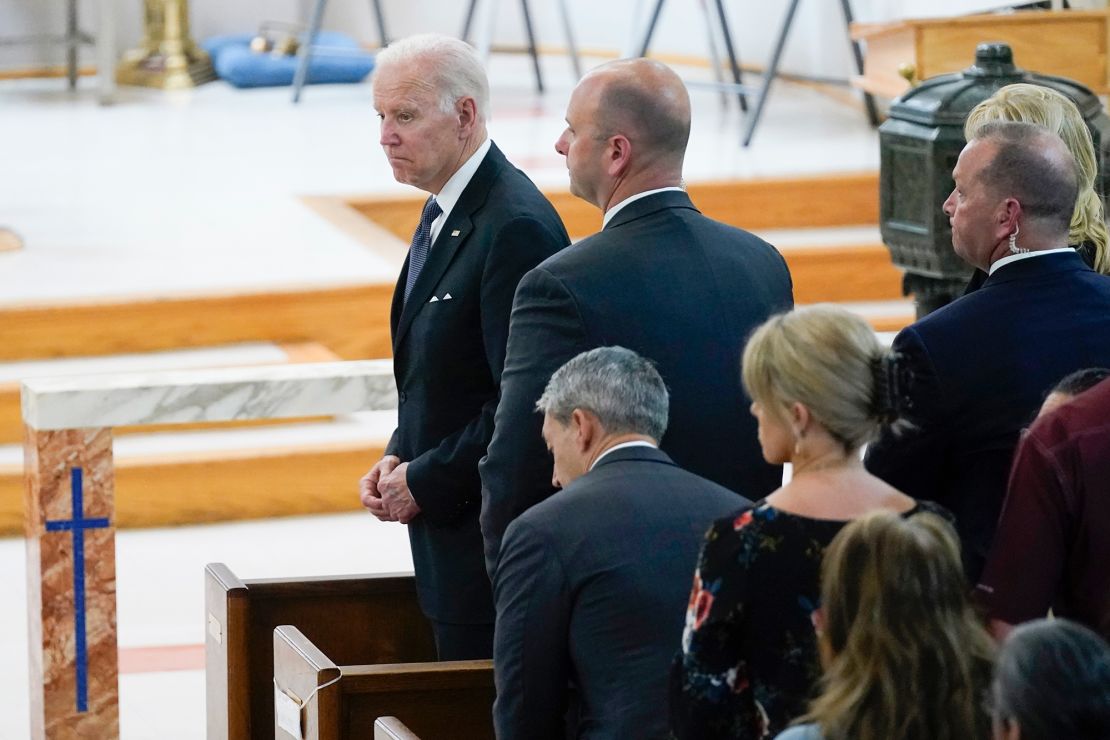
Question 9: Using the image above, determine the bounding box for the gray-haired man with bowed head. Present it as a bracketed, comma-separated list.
[493, 346, 746, 740]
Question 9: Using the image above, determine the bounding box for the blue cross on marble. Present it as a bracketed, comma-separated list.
[45, 467, 110, 713]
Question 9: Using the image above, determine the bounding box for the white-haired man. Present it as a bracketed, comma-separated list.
[359, 34, 569, 659]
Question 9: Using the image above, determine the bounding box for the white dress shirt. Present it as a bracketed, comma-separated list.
[602, 186, 685, 228]
[988, 247, 1076, 275]
[589, 440, 658, 471]
[430, 138, 492, 244]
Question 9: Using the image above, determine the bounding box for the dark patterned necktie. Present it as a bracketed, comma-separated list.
[404, 196, 442, 304]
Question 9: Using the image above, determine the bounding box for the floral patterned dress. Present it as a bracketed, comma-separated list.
[669, 499, 949, 739]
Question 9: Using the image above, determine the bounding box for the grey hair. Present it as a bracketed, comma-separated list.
[536, 346, 669, 441]
[973, 120, 1079, 234]
[992, 619, 1110, 740]
[374, 33, 490, 121]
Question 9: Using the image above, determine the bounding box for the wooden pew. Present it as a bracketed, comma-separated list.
[205, 563, 438, 740]
[375, 717, 421, 740]
[274, 625, 495, 740]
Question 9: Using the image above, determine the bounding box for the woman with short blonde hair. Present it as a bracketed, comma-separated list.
[671, 306, 949, 740]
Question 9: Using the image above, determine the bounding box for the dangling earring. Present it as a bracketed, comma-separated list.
[792, 430, 803, 461]
[1008, 224, 1028, 255]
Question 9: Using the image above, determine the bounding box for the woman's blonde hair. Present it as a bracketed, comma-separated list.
[741, 304, 890, 451]
[801, 511, 996, 740]
[965, 83, 1110, 273]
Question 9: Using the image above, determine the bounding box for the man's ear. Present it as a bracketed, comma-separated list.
[998, 197, 1023, 240]
[605, 134, 632, 178]
[571, 408, 596, 453]
[455, 96, 478, 136]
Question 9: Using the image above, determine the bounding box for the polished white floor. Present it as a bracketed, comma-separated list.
[0, 53, 880, 738]
[0, 53, 880, 305]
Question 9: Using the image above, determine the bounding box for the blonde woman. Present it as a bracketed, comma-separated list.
[775, 511, 995, 740]
[962, 83, 1110, 294]
[669, 305, 950, 740]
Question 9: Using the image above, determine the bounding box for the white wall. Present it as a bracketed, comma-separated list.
[0, 0, 1102, 77]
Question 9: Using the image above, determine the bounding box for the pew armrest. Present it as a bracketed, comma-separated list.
[274, 625, 342, 740]
[206, 562, 248, 592]
[205, 563, 250, 740]
[205, 564, 436, 740]
[277, 625, 495, 740]
[375, 717, 421, 740]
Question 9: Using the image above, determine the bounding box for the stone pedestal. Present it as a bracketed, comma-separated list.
[25, 427, 119, 739]
[19, 360, 396, 737]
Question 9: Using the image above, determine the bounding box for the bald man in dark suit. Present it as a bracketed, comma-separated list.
[867, 121, 1110, 581]
[479, 59, 792, 576]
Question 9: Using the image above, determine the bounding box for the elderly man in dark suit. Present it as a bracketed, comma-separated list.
[494, 346, 746, 739]
[866, 121, 1110, 581]
[358, 34, 568, 659]
[479, 58, 793, 575]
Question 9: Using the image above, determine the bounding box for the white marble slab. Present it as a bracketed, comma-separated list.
[21, 360, 397, 431]
[0, 342, 291, 385]
[0, 411, 398, 468]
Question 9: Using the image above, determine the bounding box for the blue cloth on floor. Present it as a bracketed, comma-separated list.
[202, 32, 374, 89]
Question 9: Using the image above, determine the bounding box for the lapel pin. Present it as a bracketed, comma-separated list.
[451, 229, 461, 237]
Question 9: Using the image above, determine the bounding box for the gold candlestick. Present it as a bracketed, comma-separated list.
[116, 0, 215, 89]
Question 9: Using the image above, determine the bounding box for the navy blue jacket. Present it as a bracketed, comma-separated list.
[493, 446, 748, 740]
[866, 251, 1110, 580]
[387, 143, 569, 623]
[480, 190, 794, 575]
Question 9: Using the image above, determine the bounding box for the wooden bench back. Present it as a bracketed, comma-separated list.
[274, 625, 495, 740]
[205, 563, 437, 740]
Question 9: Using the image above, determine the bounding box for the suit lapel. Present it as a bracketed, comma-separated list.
[393, 144, 505, 351]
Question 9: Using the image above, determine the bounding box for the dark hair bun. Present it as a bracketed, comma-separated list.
[870, 352, 912, 424]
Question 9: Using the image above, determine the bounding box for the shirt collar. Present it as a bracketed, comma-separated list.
[602, 186, 685, 228]
[988, 247, 1075, 275]
[588, 440, 658, 471]
[430, 138, 491, 241]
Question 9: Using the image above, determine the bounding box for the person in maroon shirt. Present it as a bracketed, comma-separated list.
[977, 377, 1110, 641]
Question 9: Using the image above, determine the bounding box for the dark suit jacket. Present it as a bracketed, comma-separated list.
[386, 142, 569, 624]
[962, 242, 1096, 295]
[493, 446, 749, 740]
[479, 190, 793, 574]
[866, 251, 1110, 580]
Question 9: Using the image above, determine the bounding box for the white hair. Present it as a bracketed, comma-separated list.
[374, 34, 490, 121]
